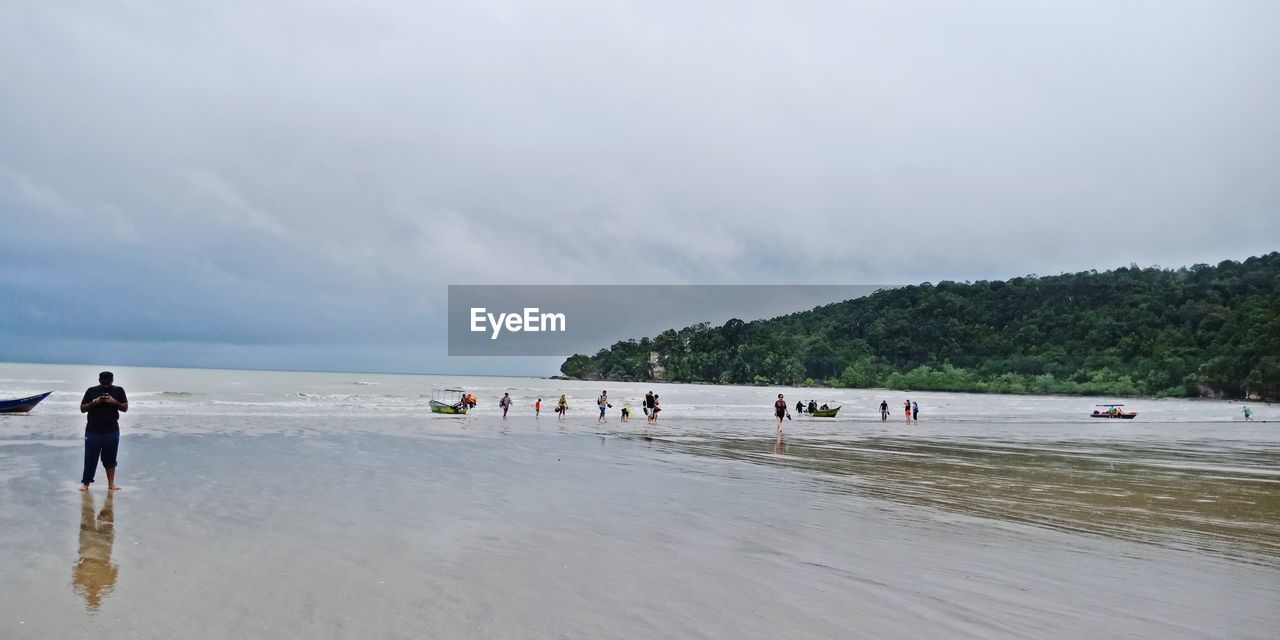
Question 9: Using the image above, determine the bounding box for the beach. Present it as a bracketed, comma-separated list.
[2, 363, 1278, 639]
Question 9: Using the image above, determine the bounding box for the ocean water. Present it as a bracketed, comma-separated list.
[1, 362, 1277, 639]
[1, 361, 1271, 434]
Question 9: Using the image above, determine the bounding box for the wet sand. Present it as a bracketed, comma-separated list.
[2, 422, 1277, 639]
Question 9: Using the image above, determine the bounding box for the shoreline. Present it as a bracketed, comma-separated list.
[555, 375, 1276, 403]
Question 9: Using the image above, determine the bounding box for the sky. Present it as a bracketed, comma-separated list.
[1, 0, 1278, 375]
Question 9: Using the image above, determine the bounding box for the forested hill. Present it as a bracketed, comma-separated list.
[560, 253, 1280, 400]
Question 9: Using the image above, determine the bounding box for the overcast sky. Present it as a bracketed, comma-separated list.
[2, 1, 1277, 375]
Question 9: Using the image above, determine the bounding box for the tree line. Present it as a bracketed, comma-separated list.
[560, 253, 1280, 400]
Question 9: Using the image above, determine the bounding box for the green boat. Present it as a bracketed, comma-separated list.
[429, 388, 470, 415]
[809, 405, 841, 418]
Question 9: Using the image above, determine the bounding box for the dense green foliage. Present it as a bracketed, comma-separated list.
[560, 254, 1280, 400]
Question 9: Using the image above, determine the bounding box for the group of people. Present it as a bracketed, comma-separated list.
[875, 396, 916, 422]
[455, 393, 478, 413]
[778, 391, 921, 432]
[525, 391, 660, 424]
[794, 400, 832, 414]
[883, 399, 919, 422]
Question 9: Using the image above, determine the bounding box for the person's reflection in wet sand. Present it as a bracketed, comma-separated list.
[774, 433, 786, 455]
[72, 490, 117, 612]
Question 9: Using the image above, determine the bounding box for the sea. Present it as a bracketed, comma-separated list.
[1, 362, 1276, 639]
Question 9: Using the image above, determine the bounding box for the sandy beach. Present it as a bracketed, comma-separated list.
[2, 364, 1278, 639]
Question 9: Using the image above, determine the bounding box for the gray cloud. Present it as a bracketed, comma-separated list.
[2, 1, 1277, 374]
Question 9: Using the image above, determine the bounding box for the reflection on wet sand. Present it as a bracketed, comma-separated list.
[73, 491, 118, 611]
[643, 433, 1280, 565]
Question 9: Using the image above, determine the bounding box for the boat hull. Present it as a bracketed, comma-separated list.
[0, 391, 52, 413]
[429, 400, 468, 415]
[1090, 413, 1137, 419]
[809, 406, 841, 417]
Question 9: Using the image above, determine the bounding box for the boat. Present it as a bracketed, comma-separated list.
[0, 391, 52, 413]
[809, 405, 841, 418]
[429, 388, 471, 415]
[1091, 404, 1137, 419]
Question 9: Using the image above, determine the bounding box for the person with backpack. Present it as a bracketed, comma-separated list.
[597, 391, 610, 423]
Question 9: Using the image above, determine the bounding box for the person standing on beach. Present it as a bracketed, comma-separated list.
[645, 391, 656, 424]
[597, 391, 609, 423]
[912, 400, 920, 422]
[879, 400, 889, 421]
[499, 393, 512, 419]
[535, 398, 541, 418]
[774, 393, 788, 434]
[80, 371, 127, 491]
[557, 394, 568, 420]
[904, 399, 912, 423]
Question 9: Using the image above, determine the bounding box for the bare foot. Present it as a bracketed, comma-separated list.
[79, 484, 89, 492]
[108, 485, 120, 491]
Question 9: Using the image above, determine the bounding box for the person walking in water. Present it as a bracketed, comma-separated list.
[879, 400, 889, 421]
[1242, 405, 1254, 421]
[499, 392, 513, 419]
[535, 398, 541, 418]
[795, 399, 804, 415]
[80, 371, 128, 491]
[774, 393, 788, 434]
[597, 391, 610, 423]
[621, 405, 630, 422]
[644, 391, 655, 422]
[650, 395, 661, 423]
[903, 399, 912, 423]
[556, 394, 568, 420]
[912, 400, 920, 422]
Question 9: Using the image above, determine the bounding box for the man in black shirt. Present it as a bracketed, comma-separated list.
[80, 371, 128, 491]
